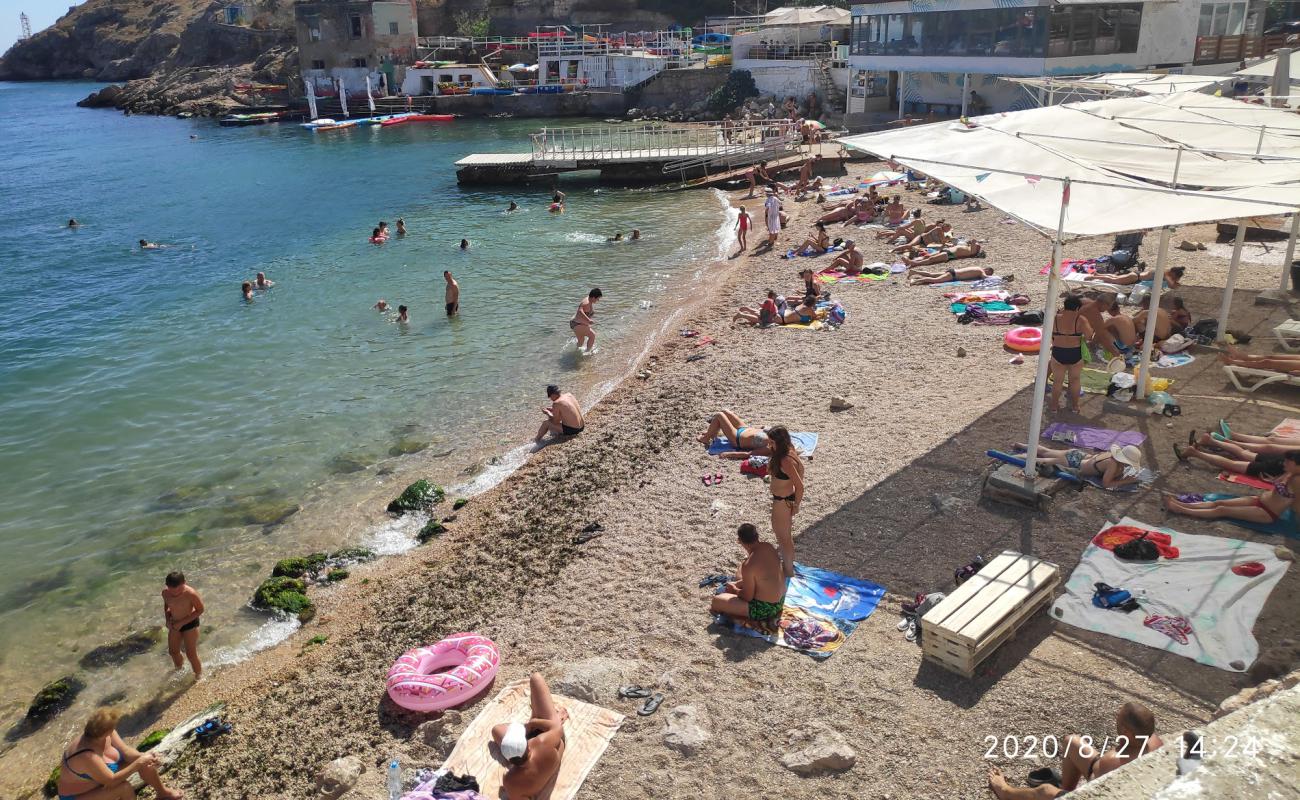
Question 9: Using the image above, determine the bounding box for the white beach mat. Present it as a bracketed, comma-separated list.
[440, 678, 624, 800]
[1051, 517, 1289, 672]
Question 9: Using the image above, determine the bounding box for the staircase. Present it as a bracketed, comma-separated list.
[814, 57, 846, 114]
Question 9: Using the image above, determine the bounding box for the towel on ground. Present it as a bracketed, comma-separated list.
[1049, 368, 1114, 396]
[437, 679, 623, 800]
[1155, 352, 1195, 369]
[1218, 471, 1274, 491]
[708, 432, 818, 456]
[716, 562, 884, 659]
[1052, 517, 1289, 672]
[1040, 258, 1097, 277]
[1041, 423, 1146, 450]
[951, 301, 1015, 314]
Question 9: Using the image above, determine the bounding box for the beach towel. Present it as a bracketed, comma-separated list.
[1192, 493, 1299, 538]
[1218, 471, 1275, 491]
[951, 301, 1015, 314]
[1040, 258, 1097, 277]
[708, 432, 818, 456]
[717, 562, 884, 658]
[1052, 517, 1289, 672]
[1041, 423, 1146, 450]
[1081, 468, 1156, 492]
[437, 679, 623, 800]
[1155, 352, 1195, 369]
[1271, 418, 1300, 438]
[1049, 368, 1114, 396]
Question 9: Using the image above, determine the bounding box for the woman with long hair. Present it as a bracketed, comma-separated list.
[768, 426, 805, 578]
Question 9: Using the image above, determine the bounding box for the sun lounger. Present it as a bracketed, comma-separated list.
[1223, 365, 1300, 392]
[1274, 319, 1300, 352]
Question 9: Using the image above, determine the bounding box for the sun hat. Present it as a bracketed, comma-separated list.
[1110, 444, 1143, 469]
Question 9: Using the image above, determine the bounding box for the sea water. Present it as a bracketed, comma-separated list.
[0, 81, 733, 784]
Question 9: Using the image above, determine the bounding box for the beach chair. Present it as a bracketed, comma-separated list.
[1273, 319, 1300, 352]
[1223, 365, 1300, 393]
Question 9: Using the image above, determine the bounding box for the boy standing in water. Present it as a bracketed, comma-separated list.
[162, 571, 204, 679]
[444, 271, 459, 316]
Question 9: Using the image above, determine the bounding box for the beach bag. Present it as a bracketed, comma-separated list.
[1092, 582, 1140, 612]
[1114, 531, 1159, 561]
[1008, 310, 1043, 325]
[1191, 319, 1218, 340]
[827, 304, 846, 325]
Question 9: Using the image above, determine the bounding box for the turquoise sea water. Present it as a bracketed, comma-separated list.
[0, 81, 731, 780]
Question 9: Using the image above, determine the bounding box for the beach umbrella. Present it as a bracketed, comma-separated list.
[365, 74, 376, 113]
[338, 77, 349, 118]
[305, 77, 318, 120]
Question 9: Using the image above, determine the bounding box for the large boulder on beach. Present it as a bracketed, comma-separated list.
[552, 656, 641, 703]
[663, 705, 710, 755]
[272, 553, 328, 579]
[26, 675, 84, 726]
[316, 755, 365, 799]
[78, 626, 162, 669]
[386, 480, 444, 514]
[251, 576, 315, 622]
[779, 722, 856, 775]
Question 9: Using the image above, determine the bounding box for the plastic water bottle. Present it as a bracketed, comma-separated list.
[387, 758, 402, 800]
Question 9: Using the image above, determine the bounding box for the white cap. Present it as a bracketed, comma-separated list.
[500, 722, 528, 761]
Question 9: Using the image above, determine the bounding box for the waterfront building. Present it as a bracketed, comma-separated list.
[730, 6, 852, 111]
[296, 0, 418, 96]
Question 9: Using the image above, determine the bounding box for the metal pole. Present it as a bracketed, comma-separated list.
[1216, 221, 1248, 342]
[1256, 125, 1267, 155]
[1135, 226, 1172, 400]
[898, 70, 905, 120]
[961, 73, 970, 117]
[1280, 212, 1300, 292]
[1023, 178, 1071, 485]
[1046, 78, 1055, 107]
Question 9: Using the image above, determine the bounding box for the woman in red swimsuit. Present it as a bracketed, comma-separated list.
[1164, 450, 1300, 526]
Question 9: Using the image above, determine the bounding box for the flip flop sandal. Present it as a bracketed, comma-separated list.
[701, 474, 713, 486]
[580, 522, 604, 534]
[618, 685, 653, 699]
[637, 693, 665, 716]
[686, 353, 708, 363]
[1026, 767, 1062, 788]
[698, 573, 731, 588]
[573, 530, 603, 545]
[1187, 429, 1197, 447]
[713, 472, 724, 485]
[1220, 419, 1231, 439]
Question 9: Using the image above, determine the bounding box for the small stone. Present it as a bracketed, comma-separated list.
[316, 755, 365, 799]
[956, 346, 967, 357]
[78, 627, 163, 670]
[1277, 545, 1295, 562]
[829, 396, 854, 411]
[663, 705, 710, 755]
[779, 723, 856, 775]
[1177, 240, 1199, 251]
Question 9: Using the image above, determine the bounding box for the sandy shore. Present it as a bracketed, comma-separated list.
[22, 163, 1299, 799]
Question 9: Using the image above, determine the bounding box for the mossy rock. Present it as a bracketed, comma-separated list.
[44, 766, 59, 798]
[386, 479, 444, 514]
[272, 553, 328, 578]
[137, 728, 169, 751]
[78, 627, 162, 670]
[251, 577, 315, 622]
[26, 675, 84, 724]
[388, 438, 431, 457]
[452, 497, 469, 510]
[328, 546, 375, 562]
[326, 568, 349, 582]
[240, 500, 301, 527]
[416, 520, 446, 543]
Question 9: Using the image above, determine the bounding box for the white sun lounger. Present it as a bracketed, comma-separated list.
[1223, 365, 1300, 392]
[1273, 319, 1300, 352]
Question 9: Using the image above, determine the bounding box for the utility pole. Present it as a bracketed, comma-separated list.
[20, 12, 32, 40]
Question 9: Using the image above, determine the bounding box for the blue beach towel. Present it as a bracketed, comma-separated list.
[715, 562, 884, 658]
[708, 432, 818, 456]
[1199, 493, 1299, 538]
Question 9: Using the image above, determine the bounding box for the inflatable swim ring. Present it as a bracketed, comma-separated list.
[386, 633, 500, 712]
[1005, 326, 1042, 353]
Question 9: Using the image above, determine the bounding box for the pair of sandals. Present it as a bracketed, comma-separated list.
[701, 473, 725, 487]
[617, 685, 663, 716]
[189, 717, 232, 745]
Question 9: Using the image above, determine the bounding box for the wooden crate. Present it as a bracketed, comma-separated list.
[921, 550, 1060, 678]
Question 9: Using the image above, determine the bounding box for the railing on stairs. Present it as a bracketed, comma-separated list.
[529, 119, 800, 166]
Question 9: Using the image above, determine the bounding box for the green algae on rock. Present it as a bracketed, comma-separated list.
[138, 728, 169, 751]
[453, 497, 469, 510]
[386, 479, 444, 514]
[417, 520, 446, 543]
[326, 568, 349, 582]
[26, 675, 85, 724]
[251, 577, 314, 622]
[78, 626, 162, 670]
[272, 553, 328, 579]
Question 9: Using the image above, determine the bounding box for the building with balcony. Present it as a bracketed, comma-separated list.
[530, 26, 701, 90]
[731, 6, 851, 110]
[296, 0, 418, 97]
[846, 0, 1270, 116]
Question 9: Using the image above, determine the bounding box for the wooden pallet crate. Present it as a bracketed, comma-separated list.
[921, 550, 1060, 678]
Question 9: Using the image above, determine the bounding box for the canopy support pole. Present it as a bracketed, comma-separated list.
[1023, 178, 1070, 485]
[898, 70, 905, 120]
[961, 73, 970, 117]
[1216, 221, 1247, 342]
[1280, 213, 1300, 292]
[1135, 227, 1173, 400]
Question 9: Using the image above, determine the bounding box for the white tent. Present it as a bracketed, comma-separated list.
[763, 6, 849, 26]
[1006, 73, 1227, 98]
[840, 93, 1300, 481]
[1236, 49, 1300, 79]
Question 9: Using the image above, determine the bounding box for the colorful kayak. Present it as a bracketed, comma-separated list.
[379, 114, 455, 126]
[355, 112, 417, 126]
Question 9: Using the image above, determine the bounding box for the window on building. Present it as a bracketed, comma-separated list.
[850, 69, 889, 98]
[308, 26, 321, 42]
[389, 21, 399, 36]
[1197, 2, 1249, 36]
[458, 73, 473, 83]
[352, 57, 367, 68]
[851, 8, 1050, 58]
[311, 59, 325, 69]
[438, 73, 452, 82]
[349, 13, 363, 38]
[1047, 4, 1143, 57]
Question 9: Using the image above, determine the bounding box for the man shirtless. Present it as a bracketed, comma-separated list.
[444, 270, 460, 316]
[1101, 301, 1139, 353]
[493, 672, 568, 800]
[162, 571, 204, 679]
[826, 240, 864, 275]
[1133, 295, 1172, 342]
[709, 523, 786, 624]
[536, 384, 584, 442]
[988, 702, 1163, 798]
[253, 272, 274, 289]
[892, 221, 952, 254]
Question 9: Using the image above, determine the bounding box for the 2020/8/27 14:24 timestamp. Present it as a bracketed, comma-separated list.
[982, 734, 1265, 760]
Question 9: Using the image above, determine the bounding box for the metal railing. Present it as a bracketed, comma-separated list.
[528, 119, 801, 165]
[735, 42, 833, 61]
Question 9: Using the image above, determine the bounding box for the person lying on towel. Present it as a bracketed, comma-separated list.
[1165, 450, 1300, 526]
[907, 263, 1001, 286]
[1175, 431, 1289, 480]
[1083, 265, 1185, 290]
[987, 702, 1164, 799]
[1016, 443, 1143, 490]
[493, 672, 567, 800]
[709, 524, 786, 625]
[902, 239, 983, 269]
[891, 221, 951, 254]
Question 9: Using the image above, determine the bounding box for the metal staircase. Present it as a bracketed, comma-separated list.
[814, 57, 846, 113]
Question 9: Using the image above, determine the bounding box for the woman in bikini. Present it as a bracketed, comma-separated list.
[1014, 443, 1143, 490]
[891, 221, 950, 254]
[56, 708, 182, 800]
[791, 222, 831, 256]
[768, 426, 805, 578]
[1048, 294, 1095, 414]
[903, 240, 984, 268]
[907, 263, 999, 286]
[698, 410, 771, 452]
[779, 295, 820, 325]
[877, 210, 924, 240]
[570, 287, 601, 354]
[1165, 450, 1300, 526]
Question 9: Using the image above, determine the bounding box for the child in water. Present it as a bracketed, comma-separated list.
[397, 305, 409, 323]
[162, 571, 204, 679]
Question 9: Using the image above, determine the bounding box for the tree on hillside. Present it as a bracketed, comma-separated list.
[453, 11, 490, 37]
[707, 69, 759, 116]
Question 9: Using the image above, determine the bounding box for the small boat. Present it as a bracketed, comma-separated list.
[220, 112, 283, 127]
[309, 119, 360, 131]
[380, 114, 455, 126]
[355, 112, 417, 126]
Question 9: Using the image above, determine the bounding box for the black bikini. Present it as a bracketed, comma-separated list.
[1051, 313, 1084, 366]
[771, 456, 796, 502]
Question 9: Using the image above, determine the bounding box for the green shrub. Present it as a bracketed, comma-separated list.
[707, 69, 759, 116]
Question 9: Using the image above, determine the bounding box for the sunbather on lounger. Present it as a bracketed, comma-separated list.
[907, 264, 997, 286]
[1164, 450, 1300, 524]
[493, 672, 567, 800]
[1014, 442, 1142, 490]
[1174, 433, 1288, 480]
[1220, 346, 1300, 375]
[891, 221, 951, 253]
[699, 410, 771, 451]
[1083, 266, 1184, 289]
[988, 703, 1163, 799]
[902, 240, 983, 268]
[709, 523, 786, 624]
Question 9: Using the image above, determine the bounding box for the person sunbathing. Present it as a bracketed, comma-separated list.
[699, 410, 771, 451]
[1133, 295, 1173, 342]
[881, 195, 906, 226]
[796, 268, 827, 300]
[844, 199, 875, 226]
[1202, 420, 1300, 454]
[733, 290, 781, 326]
[988, 703, 1163, 799]
[779, 295, 821, 325]
[1220, 346, 1300, 375]
[907, 264, 997, 285]
[891, 221, 951, 253]
[1164, 451, 1300, 526]
[790, 222, 831, 256]
[903, 240, 983, 268]
[1084, 266, 1185, 289]
[1015, 443, 1143, 489]
[493, 672, 568, 800]
[1175, 432, 1288, 481]
[877, 210, 924, 240]
[709, 523, 786, 625]
[1096, 301, 1139, 354]
[826, 241, 863, 274]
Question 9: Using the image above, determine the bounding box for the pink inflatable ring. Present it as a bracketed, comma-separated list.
[386, 633, 500, 712]
[1005, 326, 1042, 353]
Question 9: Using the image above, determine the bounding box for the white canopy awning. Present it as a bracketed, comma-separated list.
[762, 6, 849, 26]
[1005, 73, 1226, 96]
[1236, 50, 1300, 79]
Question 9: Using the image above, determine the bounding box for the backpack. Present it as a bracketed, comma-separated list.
[1008, 310, 1043, 326]
[1114, 531, 1159, 561]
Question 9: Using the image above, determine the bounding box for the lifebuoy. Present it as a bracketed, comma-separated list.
[385, 633, 500, 712]
[1005, 326, 1042, 353]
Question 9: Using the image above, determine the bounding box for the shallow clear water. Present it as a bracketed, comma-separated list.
[0, 81, 730, 772]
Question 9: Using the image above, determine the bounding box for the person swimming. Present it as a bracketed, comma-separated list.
[241, 281, 254, 302]
[631, 229, 641, 240]
[253, 272, 274, 289]
[507, 201, 519, 212]
[370, 228, 385, 244]
[460, 238, 469, 250]
[67, 219, 79, 228]
[397, 305, 409, 323]
[608, 232, 623, 242]
[395, 218, 407, 236]
[374, 299, 389, 312]
[139, 239, 162, 250]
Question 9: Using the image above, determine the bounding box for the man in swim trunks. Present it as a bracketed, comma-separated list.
[493, 672, 567, 800]
[902, 239, 983, 268]
[536, 384, 585, 442]
[162, 571, 204, 679]
[710, 523, 786, 624]
[987, 702, 1162, 798]
[444, 271, 459, 316]
[253, 272, 274, 290]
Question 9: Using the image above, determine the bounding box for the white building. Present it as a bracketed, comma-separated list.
[533, 26, 700, 90]
[731, 6, 851, 106]
[400, 63, 498, 95]
[846, 0, 1268, 115]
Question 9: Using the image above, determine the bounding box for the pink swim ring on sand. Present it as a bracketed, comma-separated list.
[386, 633, 500, 712]
[1005, 326, 1042, 353]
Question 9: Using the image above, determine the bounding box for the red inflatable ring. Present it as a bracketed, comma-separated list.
[1005, 326, 1042, 353]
